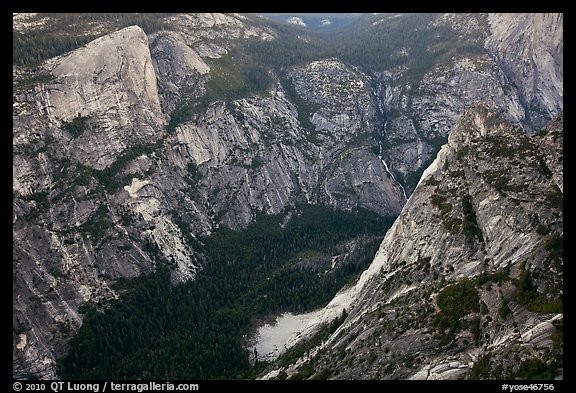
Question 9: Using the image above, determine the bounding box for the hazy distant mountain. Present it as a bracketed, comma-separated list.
[258, 13, 364, 31]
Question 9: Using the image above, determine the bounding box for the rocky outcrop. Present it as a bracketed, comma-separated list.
[289, 59, 373, 139]
[261, 105, 563, 380]
[39, 26, 165, 170]
[150, 31, 210, 116]
[170, 91, 318, 229]
[288, 59, 405, 215]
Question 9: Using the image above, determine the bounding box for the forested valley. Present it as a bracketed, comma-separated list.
[58, 205, 395, 379]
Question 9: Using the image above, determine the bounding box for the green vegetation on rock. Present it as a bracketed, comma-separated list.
[62, 114, 91, 138]
[433, 278, 479, 342]
[515, 262, 562, 314]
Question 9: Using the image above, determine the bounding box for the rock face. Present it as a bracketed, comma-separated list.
[167, 58, 406, 230]
[40, 26, 165, 170]
[486, 13, 563, 130]
[13, 13, 562, 379]
[150, 30, 211, 116]
[261, 105, 563, 380]
[288, 60, 406, 212]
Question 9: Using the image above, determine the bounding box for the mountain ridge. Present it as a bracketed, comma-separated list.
[258, 104, 563, 380]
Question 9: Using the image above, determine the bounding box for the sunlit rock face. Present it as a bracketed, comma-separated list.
[39, 26, 165, 170]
